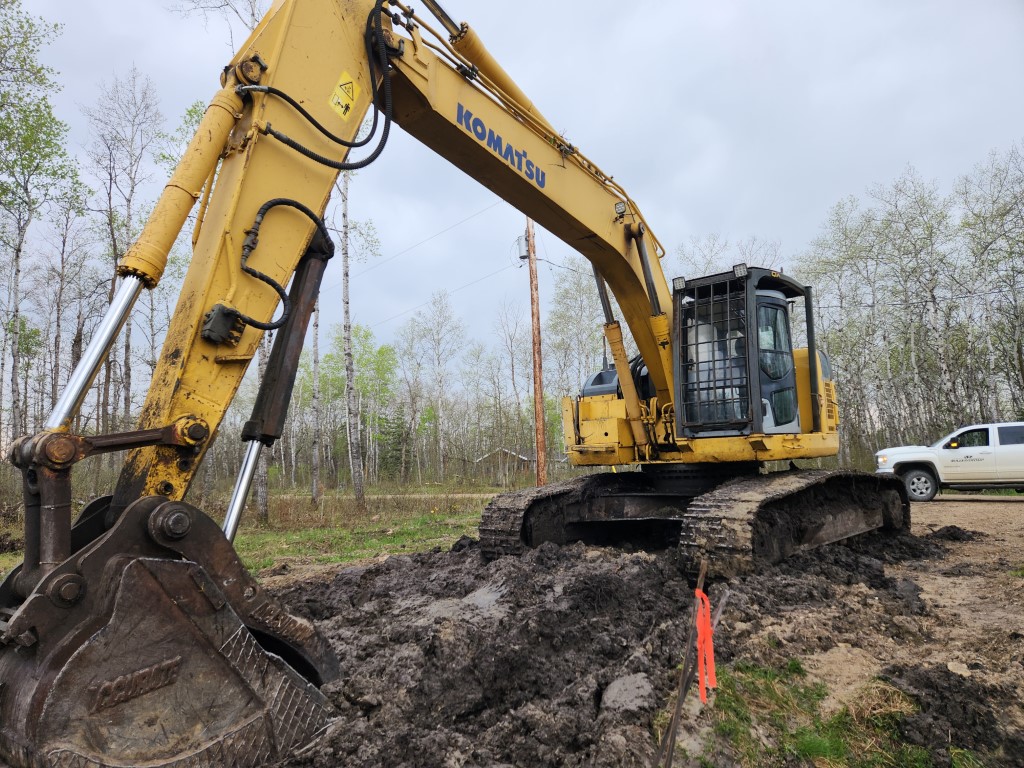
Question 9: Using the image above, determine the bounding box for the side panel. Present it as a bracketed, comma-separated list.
[794, 349, 838, 435]
[995, 424, 1024, 482]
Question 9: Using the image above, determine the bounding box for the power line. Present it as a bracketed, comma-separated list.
[368, 264, 516, 329]
[349, 201, 502, 280]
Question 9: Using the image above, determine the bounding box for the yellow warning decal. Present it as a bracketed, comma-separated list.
[329, 72, 360, 121]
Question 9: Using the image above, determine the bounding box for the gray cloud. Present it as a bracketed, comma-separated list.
[33, 0, 1024, 347]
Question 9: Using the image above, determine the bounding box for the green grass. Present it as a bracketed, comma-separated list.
[0, 551, 20, 576]
[950, 747, 987, 768]
[0, 492, 490, 582]
[690, 662, 941, 767]
[232, 494, 485, 573]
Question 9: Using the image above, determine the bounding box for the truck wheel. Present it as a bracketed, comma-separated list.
[902, 468, 937, 502]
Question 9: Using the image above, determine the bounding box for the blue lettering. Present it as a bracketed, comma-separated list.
[486, 129, 504, 155]
[454, 105, 548, 191]
[460, 105, 474, 133]
[471, 117, 486, 141]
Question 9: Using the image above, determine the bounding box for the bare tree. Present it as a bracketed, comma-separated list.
[170, 0, 266, 30]
[83, 66, 163, 430]
[336, 174, 367, 510]
[310, 300, 322, 506]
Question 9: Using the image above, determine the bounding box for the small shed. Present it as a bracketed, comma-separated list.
[473, 448, 535, 487]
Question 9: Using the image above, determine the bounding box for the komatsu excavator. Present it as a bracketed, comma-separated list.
[0, 0, 908, 765]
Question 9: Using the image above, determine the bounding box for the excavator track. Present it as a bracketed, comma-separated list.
[480, 469, 909, 578]
[480, 472, 679, 560]
[677, 469, 909, 578]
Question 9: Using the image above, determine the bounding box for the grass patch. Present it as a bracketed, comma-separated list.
[0, 516, 24, 579]
[1010, 566, 1024, 578]
[232, 493, 485, 573]
[950, 747, 987, 768]
[0, 491, 490, 582]
[694, 663, 936, 767]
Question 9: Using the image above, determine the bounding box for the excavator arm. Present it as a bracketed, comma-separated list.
[0, 3, 904, 765]
[105, 0, 676, 512]
[0, 2, 684, 766]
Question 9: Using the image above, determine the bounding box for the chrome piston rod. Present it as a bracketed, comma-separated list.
[44, 276, 145, 431]
[223, 440, 262, 542]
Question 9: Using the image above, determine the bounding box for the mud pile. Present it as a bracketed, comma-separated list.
[274, 525, 1024, 767]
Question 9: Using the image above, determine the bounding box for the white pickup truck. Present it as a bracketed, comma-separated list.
[875, 422, 1024, 501]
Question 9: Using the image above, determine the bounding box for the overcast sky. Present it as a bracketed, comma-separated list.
[31, 0, 1024, 348]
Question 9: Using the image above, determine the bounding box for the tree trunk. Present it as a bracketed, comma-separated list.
[340, 174, 366, 512]
[122, 315, 132, 427]
[9, 230, 28, 438]
[311, 300, 322, 505]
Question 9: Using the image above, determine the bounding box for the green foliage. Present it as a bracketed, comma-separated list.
[705, 663, 934, 768]
[0, 1, 60, 104]
[0, 94, 76, 223]
[5, 316, 41, 358]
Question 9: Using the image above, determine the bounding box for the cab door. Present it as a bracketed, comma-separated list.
[995, 425, 1024, 482]
[940, 426, 997, 481]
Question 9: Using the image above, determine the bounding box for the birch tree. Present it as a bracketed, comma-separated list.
[0, 97, 76, 439]
[83, 67, 163, 429]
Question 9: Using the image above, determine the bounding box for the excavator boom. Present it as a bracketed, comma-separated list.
[0, 2, 908, 766]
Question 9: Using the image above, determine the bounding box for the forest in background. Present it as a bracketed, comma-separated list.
[1, 0, 1022, 517]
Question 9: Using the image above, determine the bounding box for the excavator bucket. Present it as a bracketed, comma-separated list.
[0, 496, 337, 767]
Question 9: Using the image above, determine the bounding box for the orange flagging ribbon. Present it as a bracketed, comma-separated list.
[695, 588, 717, 703]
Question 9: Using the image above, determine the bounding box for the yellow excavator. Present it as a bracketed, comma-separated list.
[0, 1, 908, 765]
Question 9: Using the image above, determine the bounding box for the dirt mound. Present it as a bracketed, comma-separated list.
[925, 525, 982, 542]
[883, 664, 1024, 765]
[277, 539, 697, 766]
[272, 513, 1024, 767]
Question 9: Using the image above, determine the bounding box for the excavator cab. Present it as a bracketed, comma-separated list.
[490, 264, 907, 575]
[675, 265, 811, 439]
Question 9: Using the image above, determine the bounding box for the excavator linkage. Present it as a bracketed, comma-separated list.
[480, 469, 910, 578]
[0, 497, 337, 768]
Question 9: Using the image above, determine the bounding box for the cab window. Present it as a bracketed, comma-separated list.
[949, 428, 988, 448]
[756, 305, 793, 380]
[997, 425, 1024, 445]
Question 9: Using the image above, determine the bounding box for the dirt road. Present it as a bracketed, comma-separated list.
[268, 494, 1024, 767]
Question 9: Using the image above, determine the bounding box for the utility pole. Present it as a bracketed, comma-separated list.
[524, 218, 548, 485]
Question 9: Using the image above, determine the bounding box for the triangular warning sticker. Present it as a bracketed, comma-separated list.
[329, 71, 360, 121]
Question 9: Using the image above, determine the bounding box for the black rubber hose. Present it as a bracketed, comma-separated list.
[237, 84, 380, 149]
[235, 198, 335, 331]
[259, 0, 393, 171]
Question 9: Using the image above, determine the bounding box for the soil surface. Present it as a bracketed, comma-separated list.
[270, 495, 1024, 767]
